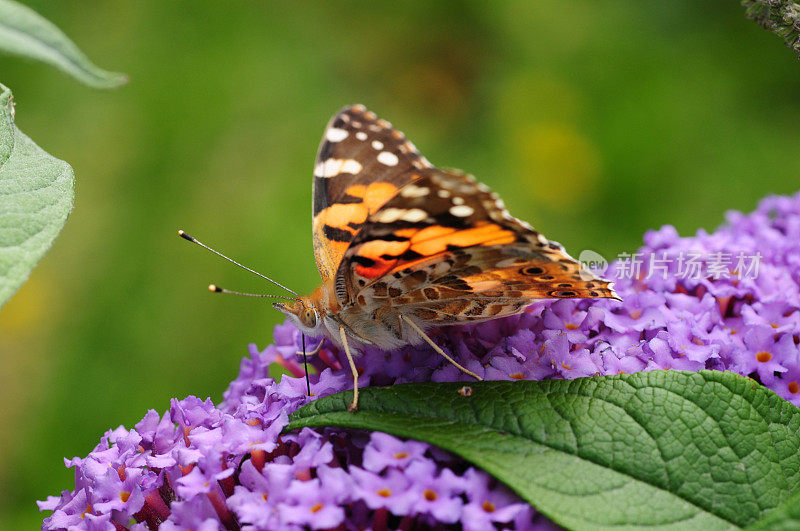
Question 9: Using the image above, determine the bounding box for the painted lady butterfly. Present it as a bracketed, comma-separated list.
[270, 105, 618, 410]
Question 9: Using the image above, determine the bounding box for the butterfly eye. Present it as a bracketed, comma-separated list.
[302, 308, 317, 328]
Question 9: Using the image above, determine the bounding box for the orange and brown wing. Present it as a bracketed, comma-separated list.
[335, 168, 618, 314]
[312, 105, 432, 282]
[377, 244, 617, 325]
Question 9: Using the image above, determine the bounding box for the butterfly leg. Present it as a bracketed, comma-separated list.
[295, 338, 325, 358]
[400, 315, 483, 381]
[338, 326, 360, 411]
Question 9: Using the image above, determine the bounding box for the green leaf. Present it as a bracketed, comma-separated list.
[747, 490, 800, 530]
[0, 0, 127, 88]
[287, 370, 800, 530]
[0, 84, 74, 307]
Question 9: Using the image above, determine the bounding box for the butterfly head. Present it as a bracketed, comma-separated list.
[273, 298, 323, 335]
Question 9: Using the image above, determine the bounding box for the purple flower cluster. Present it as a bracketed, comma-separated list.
[40, 192, 800, 530]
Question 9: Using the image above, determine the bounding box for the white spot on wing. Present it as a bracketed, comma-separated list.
[316, 158, 363, 178]
[372, 207, 428, 223]
[449, 205, 475, 217]
[400, 184, 430, 198]
[373, 208, 405, 223]
[326, 128, 348, 142]
[452, 196, 465, 205]
[341, 159, 363, 174]
[371, 140, 384, 150]
[356, 131, 367, 141]
[401, 208, 428, 222]
[437, 189, 451, 198]
[377, 151, 399, 166]
[323, 159, 341, 177]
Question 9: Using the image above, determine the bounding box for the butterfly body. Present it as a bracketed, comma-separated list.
[275, 105, 617, 372]
[277, 274, 419, 352]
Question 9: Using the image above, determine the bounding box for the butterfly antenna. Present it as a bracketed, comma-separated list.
[208, 284, 299, 300]
[301, 334, 311, 396]
[178, 230, 299, 296]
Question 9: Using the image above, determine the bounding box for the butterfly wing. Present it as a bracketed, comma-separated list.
[312, 105, 432, 282]
[374, 244, 614, 325]
[335, 169, 617, 324]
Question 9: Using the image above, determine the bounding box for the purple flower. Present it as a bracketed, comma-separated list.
[742, 301, 800, 334]
[773, 366, 800, 403]
[406, 460, 464, 523]
[350, 467, 417, 514]
[276, 477, 347, 528]
[160, 496, 223, 531]
[362, 431, 428, 472]
[40, 191, 800, 530]
[461, 468, 531, 531]
[739, 326, 793, 385]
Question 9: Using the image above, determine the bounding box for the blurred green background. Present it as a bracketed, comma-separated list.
[0, 0, 798, 527]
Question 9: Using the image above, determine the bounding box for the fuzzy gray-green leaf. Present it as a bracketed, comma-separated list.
[288, 370, 800, 530]
[0, 84, 74, 307]
[0, 0, 126, 88]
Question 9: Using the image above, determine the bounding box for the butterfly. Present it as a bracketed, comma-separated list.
[268, 105, 618, 410]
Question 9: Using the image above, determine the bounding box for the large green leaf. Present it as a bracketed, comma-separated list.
[0, 0, 126, 88]
[747, 489, 800, 530]
[0, 84, 74, 307]
[287, 370, 800, 530]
